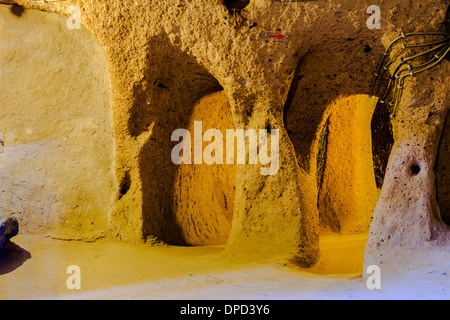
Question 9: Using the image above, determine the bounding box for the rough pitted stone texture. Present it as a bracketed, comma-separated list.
[1, 0, 449, 267]
[0, 6, 116, 240]
[364, 70, 450, 270]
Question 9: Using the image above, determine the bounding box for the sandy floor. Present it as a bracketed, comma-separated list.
[0, 233, 448, 300]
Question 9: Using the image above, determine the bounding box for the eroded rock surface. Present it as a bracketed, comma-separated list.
[0, 0, 449, 268]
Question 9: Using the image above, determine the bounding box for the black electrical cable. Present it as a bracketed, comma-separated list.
[370, 31, 450, 119]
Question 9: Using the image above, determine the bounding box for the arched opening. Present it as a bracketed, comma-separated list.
[132, 35, 235, 246]
[435, 112, 450, 226]
[283, 29, 386, 273]
[172, 91, 236, 246]
[285, 58, 382, 235]
[0, 5, 116, 239]
[316, 96, 379, 235]
[371, 102, 395, 189]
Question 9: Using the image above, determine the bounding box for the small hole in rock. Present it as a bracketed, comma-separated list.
[10, 4, 25, 17]
[410, 164, 421, 176]
[119, 171, 131, 199]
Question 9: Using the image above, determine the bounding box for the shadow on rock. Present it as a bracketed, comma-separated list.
[0, 241, 31, 275]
